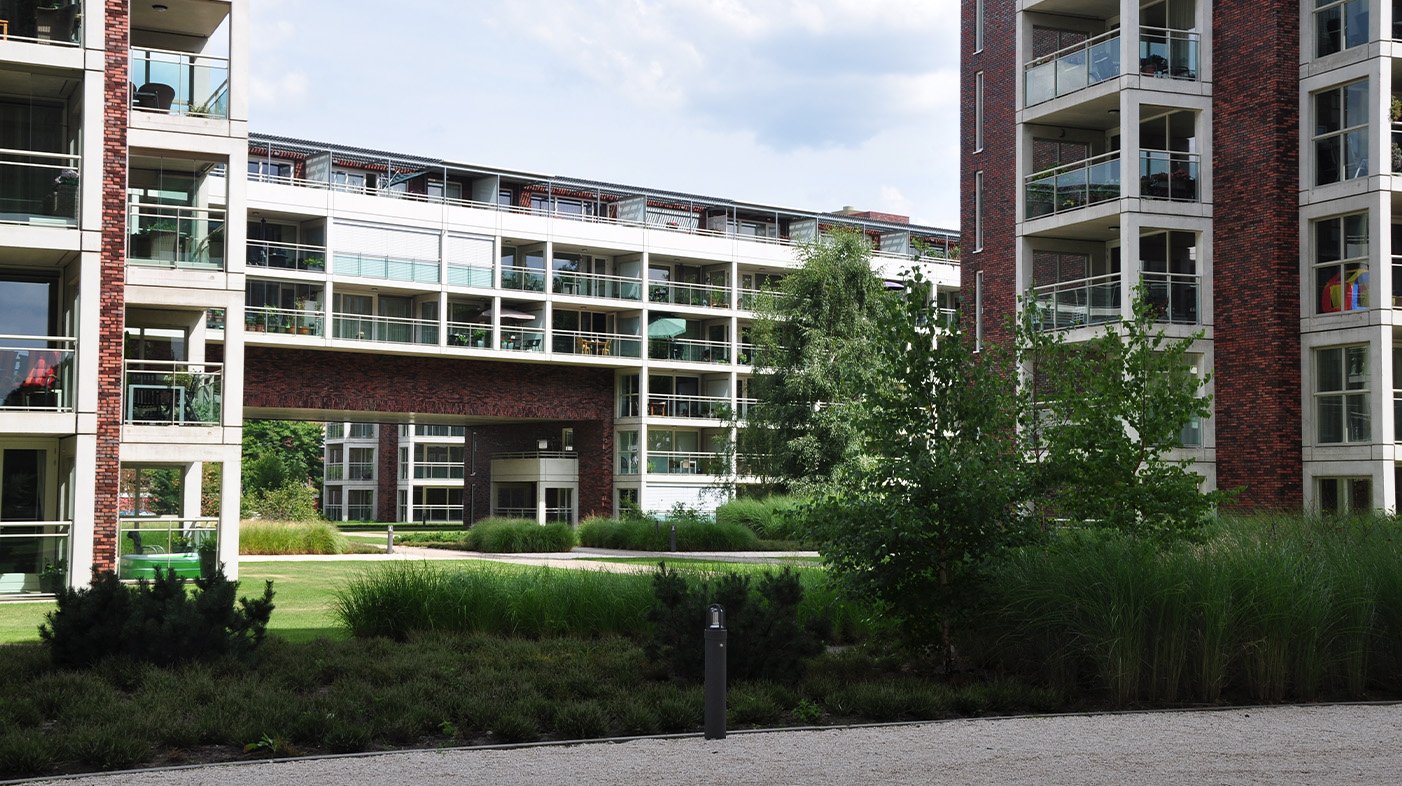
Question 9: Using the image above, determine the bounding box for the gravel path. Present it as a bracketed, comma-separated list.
[25, 704, 1402, 785]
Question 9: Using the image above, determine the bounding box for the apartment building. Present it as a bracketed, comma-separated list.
[964, 0, 1402, 512]
[0, 0, 247, 594]
[261, 135, 961, 524]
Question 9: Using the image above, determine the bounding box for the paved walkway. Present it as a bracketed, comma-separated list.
[241, 545, 819, 574]
[25, 704, 1402, 785]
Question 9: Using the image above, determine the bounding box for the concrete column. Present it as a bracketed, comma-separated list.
[181, 461, 203, 520]
[218, 456, 241, 579]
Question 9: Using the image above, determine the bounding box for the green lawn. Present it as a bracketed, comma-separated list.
[580, 556, 823, 569]
[0, 559, 501, 646]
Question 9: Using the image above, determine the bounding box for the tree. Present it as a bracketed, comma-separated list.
[739, 229, 896, 493]
[1022, 287, 1223, 539]
[241, 420, 325, 491]
[805, 270, 1032, 663]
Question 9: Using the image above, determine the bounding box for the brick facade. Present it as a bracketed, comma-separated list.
[93, 0, 129, 573]
[961, 0, 1017, 348]
[242, 347, 615, 519]
[1211, 1, 1302, 509]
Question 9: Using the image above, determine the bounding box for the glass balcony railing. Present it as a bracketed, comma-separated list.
[1025, 152, 1121, 219]
[0, 150, 80, 226]
[127, 203, 226, 269]
[246, 306, 323, 336]
[645, 394, 730, 419]
[122, 360, 223, 425]
[333, 252, 439, 284]
[0, 521, 71, 595]
[1139, 150, 1200, 202]
[646, 451, 726, 475]
[552, 270, 643, 300]
[648, 280, 731, 308]
[0, 1, 81, 45]
[499, 326, 545, 352]
[446, 322, 492, 348]
[129, 47, 230, 119]
[1033, 273, 1122, 331]
[501, 265, 546, 292]
[648, 337, 731, 364]
[551, 330, 643, 358]
[413, 463, 464, 480]
[1138, 27, 1200, 80]
[0, 337, 74, 411]
[117, 517, 217, 580]
[447, 264, 493, 288]
[247, 240, 326, 272]
[1024, 30, 1120, 107]
[332, 313, 438, 345]
[1142, 272, 1200, 324]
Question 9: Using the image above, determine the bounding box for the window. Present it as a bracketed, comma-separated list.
[1315, 0, 1368, 57]
[1314, 81, 1368, 185]
[974, 0, 984, 52]
[349, 423, 376, 439]
[617, 430, 639, 475]
[1394, 346, 1402, 442]
[619, 374, 640, 417]
[1318, 476, 1371, 514]
[325, 423, 343, 440]
[975, 170, 987, 250]
[1316, 345, 1370, 443]
[975, 270, 984, 352]
[247, 159, 292, 179]
[348, 447, 375, 480]
[975, 71, 984, 152]
[1178, 355, 1204, 447]
[1314, 213, 1369, 313]
[346, 489, 374, 521]
[1141, 231, 1199, 324]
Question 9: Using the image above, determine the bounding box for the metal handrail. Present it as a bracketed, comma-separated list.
[491, 451, 579, 460]
[246, 306, 323, 335]
[1025, 28, 1121, 70]
[552, 329, 643, 358]
[551, 268, 644, 300]
[648, 336, 732, 364]
[646, 393, 731, 419]
[648, 279, 731, 308]
[332, 312, 438, 345]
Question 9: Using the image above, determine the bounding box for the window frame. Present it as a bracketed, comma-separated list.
[1313, 212, 1370, 314]
[1315, 344, 1371, 444]
[1313, 80, 1369, 185]
[1314, 0, 1368, 58]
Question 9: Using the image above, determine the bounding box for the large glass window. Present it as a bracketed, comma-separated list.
[1316, 345, 1370, 443]
[1314, 213, 1369, 314]
[617, 430, 639, 475]
[1316, 0, 1368, 57]
[1318, 476, 1371, 514]
[1314, 81, 1369, 185]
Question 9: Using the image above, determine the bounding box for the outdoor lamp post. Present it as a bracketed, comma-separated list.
[704, 603, 727, 740]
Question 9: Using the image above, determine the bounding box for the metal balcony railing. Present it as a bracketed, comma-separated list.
[0, 149, 80, 225]
[1032, 273, 1122, 331]
[645, 394, 730, 419]
[501, 265, 546, 292]
[117, 517, 217, 580]
[0, 521, 70, 595]
[552, 270, 643, 300]
[0, 1, 81, 45]
[127, 203, 226, 269]
[129, 47, 230, 119]
[1142, 272, 1200, 324]
[1139, 150, 1201, 202]
[646, 451, 726, 475]
[122, 360, 223, 425]
[551, 330, 643, 358]
[332, 313, 438, 345]
[1024, 29, 1120, 107]
[648, 279, 731, 308]
[0, 337, 75, 411]
[333, 252, 439, 284]
[499, 326, 546, 352]
[1138, 27, 1200, 80]
[413, 463, 464, 480]
[648, 337, 731, 364]
[246, 306, 323, 336]
[247, 239, 326, 271]
[1025, 152, 1121, 219]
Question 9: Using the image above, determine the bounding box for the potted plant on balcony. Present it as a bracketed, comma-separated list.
[303, 255, 325, 272]
[49, 169, 78, 220]
[245, 311, 264, 333]
[132, 218, 182, 261]
[471, 327, 489, 347]
[38, 560, 66, 594]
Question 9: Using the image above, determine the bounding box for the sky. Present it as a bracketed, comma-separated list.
[247, 0, 961, 229]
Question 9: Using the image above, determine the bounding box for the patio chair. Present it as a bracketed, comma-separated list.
[134, 82, 175, 111]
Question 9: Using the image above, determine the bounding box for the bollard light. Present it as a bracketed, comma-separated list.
[703, 603, 727, 740]
[669, 522, 677, 552]
[386, 523, 394, 554]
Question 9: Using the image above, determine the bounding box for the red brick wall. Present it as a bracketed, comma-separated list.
[242, 348, 615, 519]
[961, 0, 1017, 348]
[376, 424, 397, 521]
[1211, 1, 1302, 509]
[93, 0, 129, 573]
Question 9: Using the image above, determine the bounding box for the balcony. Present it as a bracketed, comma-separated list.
[646, 394, 730, 419]
[551, 329, 643, 358]
[499, 325, 545, 352]
[246, 306, 323, 336]
[127, 203, 226, 269]
[1142, 272, 1200, 324]
[0, 337, 73, 411]
[649, 280, 730, 309]
[501, 265, 546, 293]
[247, 240, 326, 272]
[446, 322, 492, 348]
[0, 521, 70, 595]
[1025, 30, 1120, 107]
[648, 337, 730, 364]
[1033, 273, 1121, 331]
[0, 150, 79, 226]
[129, 47, 230, 119]
[117, 517, 217, 580]
[413, 463, 464, 480]
[1139, 150, 1200, 203]
[333, 252, 438, 284]
[1138, 27, 1200, 81]
[552, 270, 643, 301]
[122, 361, 223, 425]
[646, 451, 725, 475]
[0, 1, 81, 46]
[332, 313, 437, 345]
[1025, 152, 1120, 220]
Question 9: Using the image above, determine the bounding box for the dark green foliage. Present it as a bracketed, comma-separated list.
[576, 517, 760, 551]
[0, 729, 56, 779]
[39, 568, 275, 668]
[715, 496, 803, 540]
[464, 519, 576, 553]
[242, 420, 324, 491]
[645, 565, 823, 682]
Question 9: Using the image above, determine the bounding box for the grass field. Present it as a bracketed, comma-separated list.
[578, 556, 822, 570]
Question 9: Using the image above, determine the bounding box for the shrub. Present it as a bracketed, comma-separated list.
[39, 568, 275, 668]
[645, 565, 822, 682]
[576, 517, 759, 551]
[464, 519, 576, 553]
[244, 483, 318, 521]
[715, 496, 803, 540]
[240, 520, 350, 555]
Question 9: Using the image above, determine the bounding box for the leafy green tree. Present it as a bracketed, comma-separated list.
[805, 270, 1032, 663]
[242, 420, 324, 491]
[1022, 287, 1223, 539]
[739, 229, 896, 493]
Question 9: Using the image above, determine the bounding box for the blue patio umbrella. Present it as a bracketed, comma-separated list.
[648, 317, 687, 338]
